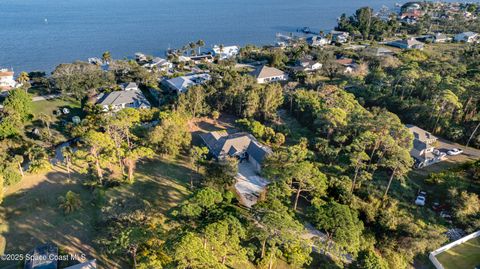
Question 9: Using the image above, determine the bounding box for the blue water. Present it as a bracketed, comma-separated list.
[0, 0, 418, 72]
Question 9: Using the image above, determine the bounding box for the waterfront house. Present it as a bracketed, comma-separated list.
[143, 57, 173, 71]
[406, 124, 443, 168]
[388, 38, 424, 49]
[212, 45, 239, 60]
[330, 31, 349, 43]
[251, 65, 288, 84]
[96, 82, 151, 112]
[0, 69, 18, 91]
[135, 52, 148, 63]
[189, 54, 214, 64]
[306, 36, 330, 47]
[454, 32, 478, 43]
[162, 73, 211, 93]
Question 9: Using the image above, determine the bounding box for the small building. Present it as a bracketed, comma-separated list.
[250, 65, 288, 84]
[96, 82, 151, 112]
[290, 58, 322, 73]
[406, 124, 443, 168]
[135, 52, 148, 63]
[143, 57, 172, 71]
[162, 73, 211, 93]
[24, 243, 58, 269]
[335, 58, 358, 74]
[0, 68, 18, 91]
[212, 45, 239, 60]
[306, 36, 330, 47]
[431, 33, 450, 43]
[388, 38, 424, 49]
[454, 32, 478, 43]
[330, 30, 350, 43]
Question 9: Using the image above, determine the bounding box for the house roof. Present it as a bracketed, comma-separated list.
[200, 131, 272, 163]
[97, 89, 150, 107]
[434, 33, 448, 39]
[164, 73, 211, 93]
[251, 65, 285, 79]
[120, 82, 138, 91]
[335, 58, 354, 66]
[24, 243, 58, 269]
[460, 31, 478, 37]
[64, 260, 97, 269]
[406, 124, 437, 142]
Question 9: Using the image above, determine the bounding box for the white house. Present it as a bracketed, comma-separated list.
[212, 45, 239, 60]
[290, 58, 322, 73]
[143, 57, 173, 71]
[0, 69, 18, 91]
[330, 31, 350, 43]
[162, 73, 211, 93]
[96, 82, 151, 112]
[251, 65, 288, 84]
[406, 124, 444, 168]
[454, 32, 478, 43]
[306, 36, 330, 47]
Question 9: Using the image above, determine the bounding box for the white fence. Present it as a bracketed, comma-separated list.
[429, 230, 480, 269]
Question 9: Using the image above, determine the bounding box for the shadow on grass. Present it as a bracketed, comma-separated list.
[0, 170, 99, 268]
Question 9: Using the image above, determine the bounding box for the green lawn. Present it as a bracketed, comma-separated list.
[28, 98, 83, 144]
[436, 237, 480, 269]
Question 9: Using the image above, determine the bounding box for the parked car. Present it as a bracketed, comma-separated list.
[62, 107, 70, 114]
[447, 148, 463, 156]
[415, 196, 425, 206]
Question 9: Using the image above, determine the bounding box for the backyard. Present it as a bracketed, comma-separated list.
[435, 236, 480, 269]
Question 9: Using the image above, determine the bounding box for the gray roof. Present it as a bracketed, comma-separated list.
[97, 88, 150, 108]
[64, 260, 97, 269]
[406, 124, 437, 142]
[251, 65, 285, 79]
[200, 131, 272, 163]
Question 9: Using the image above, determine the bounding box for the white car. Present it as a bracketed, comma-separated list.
[447, 148, 463, 156]
[415, 195, 426, 206]
[62, 108, 70, 114]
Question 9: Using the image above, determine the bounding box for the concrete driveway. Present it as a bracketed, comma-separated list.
[235, 162, 269, 208]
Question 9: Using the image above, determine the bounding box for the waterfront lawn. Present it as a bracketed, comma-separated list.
[435, 237, 480, 269]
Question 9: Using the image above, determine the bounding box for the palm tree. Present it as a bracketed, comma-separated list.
[16, 71, 30, 91]
[102, 51, 112, 64]
[58, 191, 82, 214]
[196, 39, 205, 55]
[14, 155, 24, 177]
[62, 146, 74, 179]
[38, 113, 52, 137]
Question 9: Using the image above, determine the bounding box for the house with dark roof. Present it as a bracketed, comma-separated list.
[406, 124, 443, 168]
[200, 131, 272, 173]
[290, 58, 323, 73]
[251, 65, 288, 84]
[96, 82, 151, 112]
[388, 38, 424, 49]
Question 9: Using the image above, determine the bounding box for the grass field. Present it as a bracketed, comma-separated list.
[435, 237, 480, 269]
[0, 156, 194, 269]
